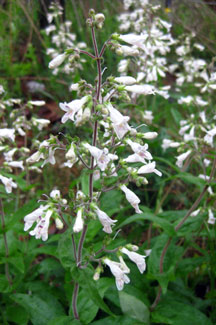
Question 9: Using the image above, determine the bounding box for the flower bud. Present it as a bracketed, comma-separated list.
[55, 218, 64, 229]
[49, 53, 67, 69]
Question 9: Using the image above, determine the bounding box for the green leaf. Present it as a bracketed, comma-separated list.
[100, 190, 123, 215]
[175, 172, 205, 188]
[0, 274, 11, 293]
[91, 315, 144, 325]
[8, 254, 25, 273]
[77, 288, 99, 324]
[48, 316, 80, 325]
[117, 213, 176, 236]
[6, 305, 29, 325]
[11, 293, 65, 325]
[119, 291, 150, 324]
[58, 230, 76, 268]
[147, 234, 183, 293]
[152, 297, 212, 325]
[78, 268, 115, 317]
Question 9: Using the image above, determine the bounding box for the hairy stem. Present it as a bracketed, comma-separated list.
[71, 23, 102, 320]
[151, 156, 216, 310]
[0, 198, 12, 286]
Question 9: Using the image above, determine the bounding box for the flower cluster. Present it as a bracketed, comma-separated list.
[45, 1, 86, 76]
[0, 87, 49, 193]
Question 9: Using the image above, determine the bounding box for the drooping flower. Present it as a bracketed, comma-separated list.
[208, 209, 215, 225]
[114, 76, 136, 85]
[6, 161, 24, 170]
[125, 139, 152, 163]
[120, 184, 142, 214]
[59, 96, 89, 124]
[162, 139, 181, 150]
[121, 247, 146, 273]
[107, 103, 131, 139]
[103, 258, 130, 291]
[64, 143, 78, 168]
[48, 53, 67, 69]
[73, 208, 84, 233]
[0, 129, 15, 142]
[176, 150, 192, 168]
[24, 205, 52, 241]
[0, 175, 17, 193]
[125, 84, 156, 95]
[83, 143, 118, 171]
[137, 162, 162, 177]
[95, 207, 117, 233]
[119, 34, 148, 49]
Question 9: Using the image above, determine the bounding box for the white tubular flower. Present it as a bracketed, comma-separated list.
[107, 103, 131, 139]
[59, 96, 89, 123]
[93, 170, 101, 181]
[6, 161, 24, 170]
[24, 205, 48, 231]
[69, 83, 79, 91]
[138, 162, 162, 177]
[203, 159, 211, 167]
[0, 175, 17, 193]
[48, 53, 67, 69]
[73, 208, 84, 233]
[24, 205, 52, 241]
[125, 84, 156, 95]
[208, 209, 215, 225]
[0, 129, 15, 142]
[176, 150, 192, 168]
[162, 139, 181, 150]
[103, 258, 130, 291]
[84, 143, 117, 171]
[142, 132, 158, 140]
[64, 143, 78, 168]
[143, 110, 153, 124]
[190, 208, 201, 217]
[4, 148, 17, 161]
[114, 76, 136, 85]
[26, 151, 44, 164]
[179, 124, 191, 136]
[120, 184, 142, 214]
[119, 45, 139, 56]
[203, 126, 216, 147]
[199, 111, 207, 123]
[125, 140, 152, 163]
[195, 97, 208, 107]
[95, 207, 117, 233]
[42, 147, 56, 166]
[28, 100, 46, 106]
[121, 247, 146, 274]
[29, 209, 52, 241]
[119, 34, 147, 48]
[32, 118, 50, 130]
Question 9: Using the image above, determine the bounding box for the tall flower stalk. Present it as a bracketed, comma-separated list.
[24, 9, 162, 320]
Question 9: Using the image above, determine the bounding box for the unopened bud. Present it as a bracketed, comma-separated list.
[55, 218, 64, 230]
[48, 53, 67, 69]
[142, 132, 158, 139]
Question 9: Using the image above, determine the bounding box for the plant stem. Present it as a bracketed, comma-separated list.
[71, 23, 102, 320]
[151, 156, 216, 310]
[0, 198, 12, 286]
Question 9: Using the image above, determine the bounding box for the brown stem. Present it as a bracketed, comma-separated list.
[0, 198, 12, 286]
[72, 282, 79, 319]
[151, 156, 216, 310]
